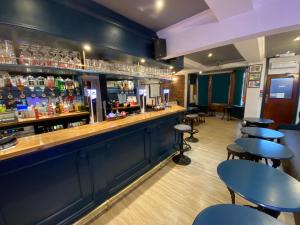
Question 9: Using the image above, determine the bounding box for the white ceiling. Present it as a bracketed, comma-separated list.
[93, 0, 209, 31]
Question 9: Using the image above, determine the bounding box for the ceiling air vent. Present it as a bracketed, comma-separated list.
[270, 61, 298, 70]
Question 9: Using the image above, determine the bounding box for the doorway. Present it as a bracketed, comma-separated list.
[262, 74, 299, 128]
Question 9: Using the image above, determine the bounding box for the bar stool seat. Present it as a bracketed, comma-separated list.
[185, 114, 199, 143]
[226, 144, 247, 160]
[174, 124, 191, 132]
[173, 124, 192, 165]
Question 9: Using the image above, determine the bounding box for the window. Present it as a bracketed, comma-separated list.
[270, 77, 293, 99]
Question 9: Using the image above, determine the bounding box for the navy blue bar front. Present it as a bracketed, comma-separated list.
[0, 112, 182, 225]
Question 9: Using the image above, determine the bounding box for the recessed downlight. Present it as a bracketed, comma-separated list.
[208, 53, 213, 57]
[294, 36, 300, 42]
[83, 44, 92, 52]
[169, 66, 174, 69]
[199, 71, 203, 74]
[155, 0, 164, 10]
[172, 71, 175, 74]
[140, 58, 146, 63]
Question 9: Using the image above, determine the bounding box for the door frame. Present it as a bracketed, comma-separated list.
[260, 57, 300, 124]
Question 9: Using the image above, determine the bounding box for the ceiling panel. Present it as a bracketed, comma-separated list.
[266, 29, 300, 57]
[93, 0, 209, 31]
[186, 44, 245, 66]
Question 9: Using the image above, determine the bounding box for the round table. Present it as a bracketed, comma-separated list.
[235, 138, 294, 168]
[217, 160, 300, 217]
[193, 204, 285, 225]
[185, 114, 199, 143]
[241, 127, 284, 141]
[243, 117, 274, 128]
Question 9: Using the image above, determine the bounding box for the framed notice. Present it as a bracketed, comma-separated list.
[249, 72, 261, 81]
[248, 80, 260, 88]
[249, 64, 262, 73]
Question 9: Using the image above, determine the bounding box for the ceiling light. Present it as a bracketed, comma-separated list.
[169, 66, 174, 69]
[83, 44, 91, 52]
[155, 0, 164, 10]
[140, 58, 146, 63]
[208, 53, 213, 58]
[172, 71, 175, 74]
[199, 71, 203, 74]
[293, 36, 300, 42]
[172, 76, 178, 81]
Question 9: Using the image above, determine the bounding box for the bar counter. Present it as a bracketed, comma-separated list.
[0, 105, 185, 161]
[0, 105, 185, 225]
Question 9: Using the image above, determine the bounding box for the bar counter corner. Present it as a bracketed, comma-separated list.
[0, 105, 185, 225]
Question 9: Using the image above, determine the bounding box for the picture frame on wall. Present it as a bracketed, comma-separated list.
[248, 80, 260, 88]
[249, 72, 261, 81]
[249, 64, 262, 73]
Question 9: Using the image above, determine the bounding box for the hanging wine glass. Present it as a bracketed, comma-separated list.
[47, 76, 55, 97]
[72, 51, 81, 69]
[51, 48, 60, 68]
[65, 78, 75, 96]
[55, 76, 65, 96]
[3, 40, 17, 64]
[40, 46, 52, 67]
[37, 76, 46, 97]
[27, 75, 36, 97]
[16, 75, 26, 98]
[30, 44, 43, 66]
[3, 73, 13, 99]
[18, 43, 32, 65]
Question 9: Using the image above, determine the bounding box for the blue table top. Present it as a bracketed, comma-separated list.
[243, 117, 274, 124]
[217, 160, 300, 212]
[193, 204, 285, 225]
[241, 127, 284, 139]
[235, 138, 294, 160]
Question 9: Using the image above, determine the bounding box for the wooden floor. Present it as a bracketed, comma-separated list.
[88, 117, 295, 225]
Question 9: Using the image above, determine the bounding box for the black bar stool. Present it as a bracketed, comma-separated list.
[222, 105, 233, 121]
[185, 114, 199, 143]
[226, 144, 247, 160]
[198, 112, 206, 123]
[173, 124, 192, 165]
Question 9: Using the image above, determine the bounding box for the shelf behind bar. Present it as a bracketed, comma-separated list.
[0, 64, 172, 80]
[0, 111, 90, 129]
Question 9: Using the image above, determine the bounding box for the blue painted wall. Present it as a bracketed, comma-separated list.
[233, 68, 246, 106]
[198, 75, 209, 106]
[211, 73, 231, 104]
[0, 0, 157, 58]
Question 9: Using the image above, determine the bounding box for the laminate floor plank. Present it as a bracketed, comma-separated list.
[89, 117, 295, 225]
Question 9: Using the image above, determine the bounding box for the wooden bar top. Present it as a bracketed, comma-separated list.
[0, 105, 185, 161]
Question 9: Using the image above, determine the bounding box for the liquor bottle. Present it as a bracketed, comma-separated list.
[27, 75, 36, 97]
[16, 75, 26, 98]
[47, 76, 55, 97]
[37, 76, 46, 97]
[55, 76, 65, 96]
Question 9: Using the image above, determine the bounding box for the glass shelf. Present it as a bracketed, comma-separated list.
[0, 64, 172, 80]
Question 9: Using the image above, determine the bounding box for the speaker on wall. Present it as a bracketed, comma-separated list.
[154, 38, 166, 59]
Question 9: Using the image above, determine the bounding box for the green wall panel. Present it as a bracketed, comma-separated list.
[212, 73, 230, 104]
[233, 68, 246, 106]
[198, 75, 209, 106]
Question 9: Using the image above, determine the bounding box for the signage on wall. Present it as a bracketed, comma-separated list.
[248, 64, 262, 88]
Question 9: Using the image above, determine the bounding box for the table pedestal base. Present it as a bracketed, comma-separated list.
[227, 187, 281, 218]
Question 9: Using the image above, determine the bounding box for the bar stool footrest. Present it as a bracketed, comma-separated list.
[172, 154, 191, 165]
